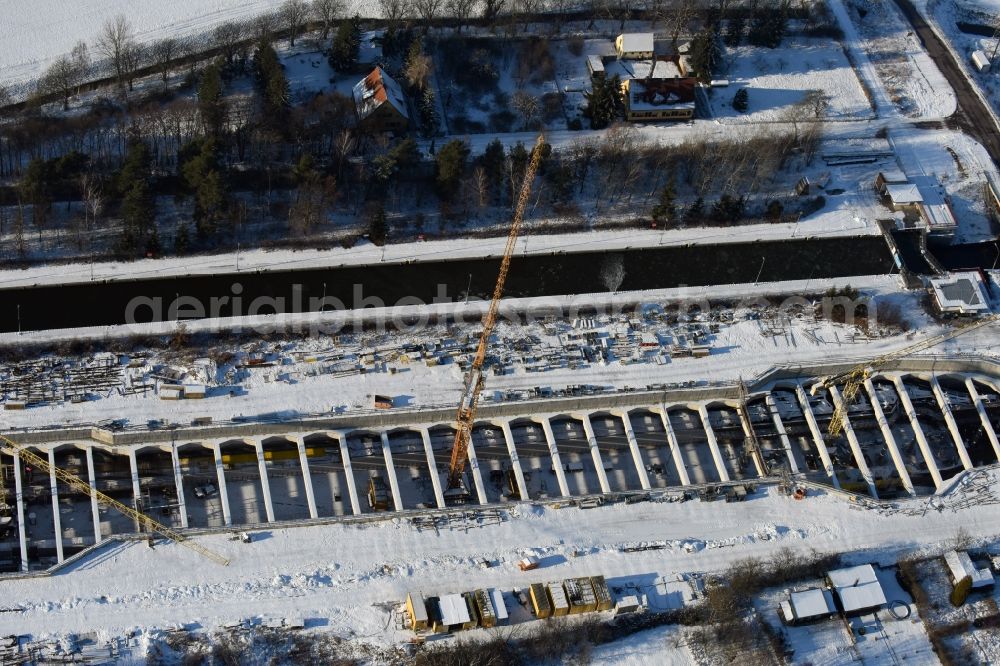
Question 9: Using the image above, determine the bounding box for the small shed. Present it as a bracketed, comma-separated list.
[779, 588, 838, 625]
[587, 55, 605, 79]
[827, 564, 887, 616]
[972, 50, 991, 73]
[944, 550, 995, 589]
[431, 594, 474, 633]
[159, 386, 183, 400]
[615, 595, 642, 614]
[405, 591, 429, 630]
[183, 384, 206, 399]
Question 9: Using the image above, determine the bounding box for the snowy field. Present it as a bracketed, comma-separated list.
[5, 465, 1000, 660]
[709, 37, 874, 122]
[844, 0, 956, 120]
[0, 0, 378, 90]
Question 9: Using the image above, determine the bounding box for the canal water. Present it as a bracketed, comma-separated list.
[0, 236, 895, 333]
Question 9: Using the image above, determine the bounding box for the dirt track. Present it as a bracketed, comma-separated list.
[893, 0, 1000, 167]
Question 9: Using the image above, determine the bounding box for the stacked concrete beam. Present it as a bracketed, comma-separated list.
[293, 436, 319, 519]
[892, 376, 944, 490]
[863, 379, 915, 497]
[966, 378, 1000, 461]
[250, 440, 276, 523]
[497, 421, 529, 501]
[656, 406, 691, 486]
[579, 414, 611, 494]
[930, 376, 973, 471]
[828, 386, 879, 499]
[697, 405, 731, 483]
[538, 418, 571, 497]
[794, 384, 840, 488]
[335, 433, 362, 515]
[47, 449, 64, 563]
[169, 444, 189, 528]
[210, 442, 233, 526]
[419, 428, 447, 509]
[12, 451, 28, 572]
[764, 394, 798, 475]
[379, 433, 405, 512]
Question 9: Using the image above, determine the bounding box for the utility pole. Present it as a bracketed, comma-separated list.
[16, 304, 20, 335]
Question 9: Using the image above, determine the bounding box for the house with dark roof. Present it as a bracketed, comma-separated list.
[623, 76, 697, 121]
[353, 67, 409, 133]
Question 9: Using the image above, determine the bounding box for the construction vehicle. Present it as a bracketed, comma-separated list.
[367, 476, 391, 511]
[446, 135, 546, 497]
[814, 313, 1000, 437]
[0, 435, 229, 566]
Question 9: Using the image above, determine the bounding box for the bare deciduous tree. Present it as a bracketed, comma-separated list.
[213, 21, 246, 66]
[378, 0, 411, 28]
[39, 55, 85, 110]
[121, 40, 145, 91]
[511, 91, 540, 129]
[473, 166, 489, 207]
[314, 0, 344, 39]
[414, 0, 444, 21]
[281, 0, 311, 46]
[96, 15, 135, 91]
[446, 0, 477, 29]
[482, 0, 505, 20]
[151, 37, 179, 88]
[251, 12, 279, 41]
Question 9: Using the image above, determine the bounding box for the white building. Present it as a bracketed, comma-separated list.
[972, 50, 991, 73]
[780, 588, 838, 625]
[615, 33, 654, 59]
[944, 550, 995, 589]
[827, 564, 887, 615]
[929, 272, 991, 316]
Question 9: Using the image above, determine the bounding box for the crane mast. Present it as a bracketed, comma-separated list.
[447, 135, 545, 493]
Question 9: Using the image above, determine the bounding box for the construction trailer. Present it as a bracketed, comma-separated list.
[472, 589, 497, 628]
[367, 476, 392, 511]
[530, 583, 552, 618]
[591, 576, 614, 611]
[428, 594, 476, 633]
[405, 591, 429, 630]
[564, 577, 598, 614]
[547, 582, 570, 617]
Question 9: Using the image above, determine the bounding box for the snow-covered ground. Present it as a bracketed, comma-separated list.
[0, 0, 378, 92]
[0, 274, 916, 430]
[843, 0, 956, 120]
[5, 465, 1000, 658]
[710, 36, 875, 122]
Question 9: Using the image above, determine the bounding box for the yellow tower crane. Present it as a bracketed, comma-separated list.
[0, 435, 229, 566]
[815, 313, 1000, 437]
[447, 135, 545, 494]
